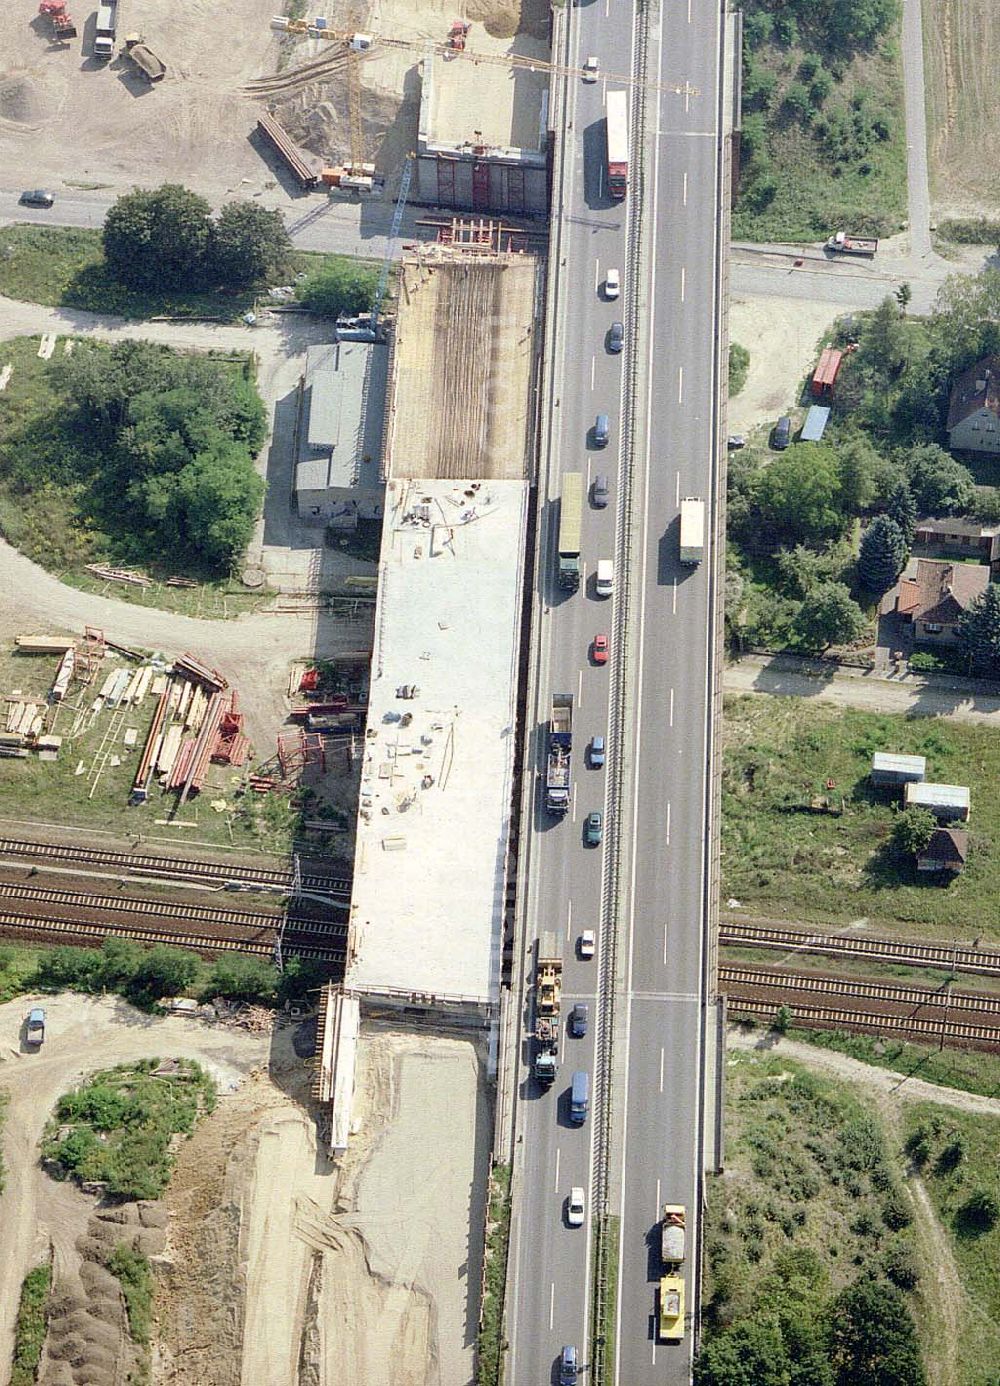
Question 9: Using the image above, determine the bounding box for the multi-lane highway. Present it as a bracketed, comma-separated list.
[507, 0, 728, 1382]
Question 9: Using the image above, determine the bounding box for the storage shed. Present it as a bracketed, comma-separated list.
[811, 347, 843, 398]
[801, 405, 831, 442]
[904, 781, 970, 823]
[916, 827, 968, 875]
[871, 751, 926, 787]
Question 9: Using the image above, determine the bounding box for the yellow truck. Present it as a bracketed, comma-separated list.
[658, 1275, 685, 1343]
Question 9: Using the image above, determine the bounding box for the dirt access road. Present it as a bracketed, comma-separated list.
[0, 993, 271, 1378]
[724, 652, 1000, 727]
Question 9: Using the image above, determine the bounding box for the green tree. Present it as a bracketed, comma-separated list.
[885, 481, 916, 544]
[882, 1239, 919, 1290]
[694, 1314, 793, 1386]
[729, 342, 750, 396]
[957, 583, 1000, 673]
[784, 82, 813, 122]
[892, 806, 936, 857]
[972, 488, 1000, 523]
[103, 184, 213, 292]
[828, 0, 898, 48]
[858, 514, 907, 592]
[794, 582, 866, 651]
[754, 445, 847, 546]
[127, 946, 200, 1004]
[205, 954, 279, 1005]
[173, 438, 265, 567]
[895, 282, 912, 314]
[857, 296, 908, 382]
[297, 260, 379, 317]
[956, 1188, 999, 1234]
[836, 436, 880, 513]
[829, 1279, 925, 1386]
[211, 201, 293, 287]
[905, 443, 974, 515]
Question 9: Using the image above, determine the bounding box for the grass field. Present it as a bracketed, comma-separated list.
[783, 1026, 1000, 1100]
[723, 695, 1000, 939]
[0, 225, 376, 322]
[902, 1103, 1000, 1383]
[923, 0, 1000, 220]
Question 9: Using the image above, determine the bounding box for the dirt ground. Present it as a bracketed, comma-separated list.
[0, 997, 488, 1386]
[727, 294, 843, 438]
[0, 0, 549, 203]
[923, 0, 1000, 219]
[388, 254, 539, 480]
[0, 992, 272, 1380]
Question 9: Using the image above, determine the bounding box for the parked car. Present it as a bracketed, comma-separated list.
[26, 1007, 46, 1046]
[19, 189, 55, 208]
[584, 810, 603, 846]
[582, 55, 599, 82]
[772, 415, 792, 450]
[592, 473, 609, 508]
[727, 433, 746, 450]
[591, 633, 609, 665]
[604, 267, 620, 300]
[589, 734, 606, 768]
[567, 1187, 586, 1227]
[579, 929, 596, 959]
[607, 321, 624, 354]
[570, 1002, 589, 1037]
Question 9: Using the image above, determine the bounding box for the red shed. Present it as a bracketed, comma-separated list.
[811, 347, 843, 398]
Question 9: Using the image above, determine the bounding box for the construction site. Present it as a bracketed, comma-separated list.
[0, 0, 553, 211]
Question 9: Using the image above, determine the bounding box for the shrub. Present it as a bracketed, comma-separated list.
[729, 342, 750, 396]
[107, 1245, 153, 1345]
[297, 260, 379, 317]
[956, 1188, 999, 1235]
[880, 1185, 913, 1231]
[882, 1239, 919, 1289]
[10, 1265, 51, 1386]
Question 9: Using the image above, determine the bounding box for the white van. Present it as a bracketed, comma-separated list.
[595, 559, 614, 598]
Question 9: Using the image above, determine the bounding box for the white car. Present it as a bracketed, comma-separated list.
[582, 55, 599, 83]
[567, 1187, 585, 1227]
[605, 267, 620, 300]
[579, 929, 596, 959]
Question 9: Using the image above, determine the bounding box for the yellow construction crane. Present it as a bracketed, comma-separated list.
[269, 17, 699, 99]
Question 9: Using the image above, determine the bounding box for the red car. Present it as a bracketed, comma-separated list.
[592, 633, 609, 665]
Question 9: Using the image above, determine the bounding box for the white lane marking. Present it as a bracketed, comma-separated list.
[680, 265, 686, 302]
[675, 471, 680, 507]
[678, 366, 684, 405]
[663, 920, 668, 966]
[659, 1050, 665, 1093]
[549, 1281, 555, 1331]
[591, 355, 596, 390]
[656, 1177, 661, 1216]
[555, 1146, 561, 1192]
[595, 258, 600, 294]
[666, 802, 671, 846]
[578, 667, 583, 707]
[567, 898, 573, 942]
[682, 170, 688, 205]
[586, 455, 593, 488]
[572, 781, 577, 823]
[672, 579, 678, 614]
[687, 0, 692, 19]
[669, 688, 674, 727]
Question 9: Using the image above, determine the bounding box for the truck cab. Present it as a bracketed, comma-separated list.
[94, 3, 116, 58]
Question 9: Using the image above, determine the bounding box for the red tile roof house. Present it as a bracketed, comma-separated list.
[947, 356, 1000, 453]
[887, 558, 989, 643]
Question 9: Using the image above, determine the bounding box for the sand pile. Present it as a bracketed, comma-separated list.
[0, 74, 54, 126]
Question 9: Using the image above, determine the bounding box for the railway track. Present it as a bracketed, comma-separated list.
[720, 917, 1000, 978]
[0, 907, 346, 962]
[0, 837, 350, 898]
[719, 964, 1000, 1017]
[725, 994, 1000, 1052]
[0, 881, 348, 937]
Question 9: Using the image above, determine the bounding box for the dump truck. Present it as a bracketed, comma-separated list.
[544, 693, 573, 815]
[93, 1, 117, 59]
[658, 1275, 685, 1342]
[125, 34, 166, 82]
[679, 497, 705, 566]
[826, 231, 878, 257]
[661, 1205, 686, 1266]
[533, 931, 563, 1085]
[557, 471, 583, 591]
[605, 89, 628, 200]
[26, 1007, 46, 1046]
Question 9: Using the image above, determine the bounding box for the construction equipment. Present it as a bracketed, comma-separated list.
[371, 154, 414, 329]
[124, 33, 166, 82]
[268, 17, 697, 98]
[660, 1205, 686, 1267]
[544, 693, 574, 815]
[38, 0, 77, 40]
[533, 931, 563, 1085]
[446, 20, 471, 54]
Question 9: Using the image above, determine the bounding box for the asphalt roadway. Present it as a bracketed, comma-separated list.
[505, 0, 724, 1382]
